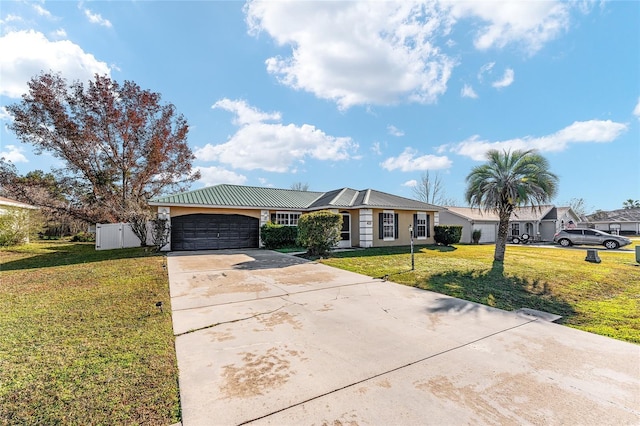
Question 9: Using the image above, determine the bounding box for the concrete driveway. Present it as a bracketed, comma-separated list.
[167, 249, 640, 425]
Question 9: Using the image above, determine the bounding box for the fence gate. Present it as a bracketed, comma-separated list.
[95, 222, 154, 250]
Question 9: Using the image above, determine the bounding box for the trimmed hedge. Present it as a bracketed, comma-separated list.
[296, 210, 342, 256]
[260, 222, 298, 249]
[434, 225, 463, 246]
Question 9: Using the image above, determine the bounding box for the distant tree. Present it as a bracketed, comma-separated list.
[6, 72, 200, 224]
[296, 210, 341, 257]
[0, 161, 86, 237]
[622, 199, 640, 209]
[465, 149, 558, 262]
[290, 182, 310, 191]
[566, 198, 590, 218]
[412, 171, 456, 205]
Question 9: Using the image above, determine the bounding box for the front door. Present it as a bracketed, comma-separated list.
[338, 213, 351, 248]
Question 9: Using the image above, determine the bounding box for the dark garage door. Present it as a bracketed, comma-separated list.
[171, 214, 259, 251]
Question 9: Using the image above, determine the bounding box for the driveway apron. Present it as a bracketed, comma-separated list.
[167, 249, 640, 425]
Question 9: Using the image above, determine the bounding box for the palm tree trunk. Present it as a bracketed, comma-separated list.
[494, 210, 511, 262]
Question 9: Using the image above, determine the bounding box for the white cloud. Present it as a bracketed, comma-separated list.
[477, 62, 495, 81]
[371, 142, 383, 155]
[245, 1, 455, 109]
[447, 0, 572, 54]
[82, 8, 112, 28]
[52, 28, 68, 38]
[197, 99, 358, 172]
[633, 97, 640, 120]
[380, 147, 452, 171]
[402, 179, 418, 187]
[461, 84, 478, 98]
[444, 119, 628, 161]
[0, 30, 110, 98]
[195, 166, 247, 186]
[212, 98, 280, 125]
[244, 1, 584, 109]
[0, 145, 28, 163]
[32, 4, 53, 19]
[387, 125, 405, 137]
[492, 68, 514, 88]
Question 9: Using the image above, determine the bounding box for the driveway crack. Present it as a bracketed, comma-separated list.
[174, 305, 289, 337]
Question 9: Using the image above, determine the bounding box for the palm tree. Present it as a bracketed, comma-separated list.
[465, 149, 558, 262]
[622, 199, 640, 209]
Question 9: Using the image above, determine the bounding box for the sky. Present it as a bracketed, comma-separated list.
[0, 0, 639, 213]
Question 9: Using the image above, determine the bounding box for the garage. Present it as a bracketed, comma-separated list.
[473, 223, 496, 243]
[171, 214, 259, 251]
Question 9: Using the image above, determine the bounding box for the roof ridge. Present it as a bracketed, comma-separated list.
[328, 188, 348, 206]
[348, 189, 360, 207]
[363, 189, 371, 205]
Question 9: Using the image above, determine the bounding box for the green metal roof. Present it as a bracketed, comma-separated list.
[149, 184, 441, 211]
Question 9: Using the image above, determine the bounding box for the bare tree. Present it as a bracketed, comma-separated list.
[566, 198, 591, 218]
[412, 171, 452, 205]
[290, 182, 310, 191]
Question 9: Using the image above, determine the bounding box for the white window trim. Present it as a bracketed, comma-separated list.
[275, 211, 301, 226]
[383, 210, 395, 241]
[416, 211, 427, 240]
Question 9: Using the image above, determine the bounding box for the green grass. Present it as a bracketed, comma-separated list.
[321, 242, 640, 344]
[0, 241, 179, 425]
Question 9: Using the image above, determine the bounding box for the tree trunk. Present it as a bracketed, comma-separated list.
[494, 210, 511, 262]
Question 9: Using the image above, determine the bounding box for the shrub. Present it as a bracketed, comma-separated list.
[150, 218, 171, 252]
[0, 208, 42, 246]
[296, 210, 342, 257]
[472, 228, 482, 244]
[70, 231, 96, 242]
[260, 222, 298, 249]
[434, 225, 463, 246]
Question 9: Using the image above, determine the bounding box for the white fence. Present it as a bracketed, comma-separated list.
[95, 222, 156, 250]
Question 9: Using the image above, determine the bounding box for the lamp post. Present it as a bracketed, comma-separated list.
[408, 224, 414, 271]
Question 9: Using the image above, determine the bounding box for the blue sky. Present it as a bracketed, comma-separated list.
[1, 1, 638, 213]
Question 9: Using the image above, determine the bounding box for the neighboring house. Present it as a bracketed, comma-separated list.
[582, 208, 640, 235]
[0, 196, 38, 244]
[148, 184, 442, 251]
[439, 205, 580, 243]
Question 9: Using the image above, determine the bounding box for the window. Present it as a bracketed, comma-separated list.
[378, 211, 398, 240]
[271, 212, 301, 226]
[383, 212, 395, 240]
[511, 223, 520, 236]
[414, 212, 429, 239]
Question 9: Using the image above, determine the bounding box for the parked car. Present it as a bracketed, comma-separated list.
[553, 228, 632, 249]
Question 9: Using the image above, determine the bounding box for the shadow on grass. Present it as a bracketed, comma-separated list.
[0, 243, 159, 271]
[419, 261, 575, 322]
[330, 244, 455, 259]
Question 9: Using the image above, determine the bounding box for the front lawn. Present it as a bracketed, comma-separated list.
[0, 241, 179, 425]
[321, 243, 640, 344]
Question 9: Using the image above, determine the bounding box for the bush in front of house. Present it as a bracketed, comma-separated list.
[472, 228, 482, 244]
[260, 222, 298, 249]
[434, 225, 463, 246]
[296, 210, 342, 257]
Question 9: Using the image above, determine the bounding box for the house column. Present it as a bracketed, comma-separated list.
[359, 209, 373, 248]
[259, 210, 270, 248]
